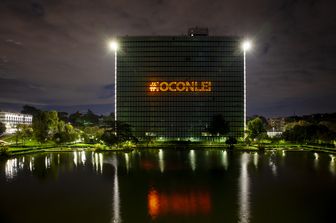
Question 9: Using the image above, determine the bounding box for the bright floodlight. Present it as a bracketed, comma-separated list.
[108, 40, 118, 51]
[242, 40, 252, 51]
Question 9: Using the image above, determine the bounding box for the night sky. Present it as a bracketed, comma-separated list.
[0, 0, 335, 117]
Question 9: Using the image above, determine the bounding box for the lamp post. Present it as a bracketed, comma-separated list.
[108, 40, 119, 133]
[242, 40, 252, 132]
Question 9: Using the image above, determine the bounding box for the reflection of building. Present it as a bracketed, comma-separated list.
[117, 28, 244, 140]
[148, 188, 211, 219]
[0, 112, 33, 134]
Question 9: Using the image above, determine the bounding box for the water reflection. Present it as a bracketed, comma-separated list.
[330, 155, 335, 176]
[5, 157, 29, 180]
[5, 158, 18, 180]
[29, 157, 34, 171]
[189, 150, 196, 171]
[268, 152, 277, 176]
[158, 149, 165, 173]
[221, 150, 228, 170]
[253, 152, 258, 169]
[92, 152, 104, 174]
[73, 151, 78, 166]
[81, 151, 86, 165]
[314, 152, 319, 170]
[238, 153, 250, 223]
[45, 155, 51, 169]
[124, 153, 130, 173]
[111, 156, 121, 223]
[148, 188, 211, 219]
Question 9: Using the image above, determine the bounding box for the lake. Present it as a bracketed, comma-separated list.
[0, 149, 335, 223]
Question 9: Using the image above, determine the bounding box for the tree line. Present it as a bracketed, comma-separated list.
[11, 105, 137, 147]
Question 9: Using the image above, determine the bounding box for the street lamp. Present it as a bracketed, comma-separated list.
[241, 40, 252, 132]
[108, 40, 119, 124]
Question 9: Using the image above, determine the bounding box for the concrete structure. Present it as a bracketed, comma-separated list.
[0, 112, 33, 134]
[116, 29, 245, 140]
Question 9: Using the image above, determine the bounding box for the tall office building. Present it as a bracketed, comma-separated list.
[116, 29, 244, 140]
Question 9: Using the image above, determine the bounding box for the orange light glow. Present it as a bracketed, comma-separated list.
[148, 188, 211, 219]
[149, 81, 212, 92]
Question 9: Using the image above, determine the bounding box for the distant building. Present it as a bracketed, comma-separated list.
[267, 117, 285, 138]
[0, 112, 33, 134]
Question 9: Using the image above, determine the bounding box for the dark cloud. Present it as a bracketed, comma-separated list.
[98, 84, 114, 99]
[0, 0, 335, 116]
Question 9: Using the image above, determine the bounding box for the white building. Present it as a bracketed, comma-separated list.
[0, 112, 33, 134]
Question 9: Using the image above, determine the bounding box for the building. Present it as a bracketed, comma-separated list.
[0, 112, 33, 134]
[116, 29, 245, 140]
[267, 117, 285, 138]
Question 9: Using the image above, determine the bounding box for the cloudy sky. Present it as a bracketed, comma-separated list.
[0, 0, 335, 116]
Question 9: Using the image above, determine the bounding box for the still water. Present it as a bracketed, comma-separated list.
[0, 150, 335, 223]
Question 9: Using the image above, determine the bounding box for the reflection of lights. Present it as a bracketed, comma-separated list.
[148, 189, 159, 219]
[5, 158, 18, 180]
[330, 155, 335, 176]
[253, 152, 258, 169]
[125, 153, 129, 173]
[282, 150, 286, 157]
[269, 155, 277, 176]
[111, 156, 121, 223]
[29, 159, 33, 171]
[95, 153, 99, 172]
[159, 149, 165, 173]
[45, 155, 51, 169]
[222, 150, 228, 170]
[81, 151, 86, 165]
[239, 153, 250, 223]
[99, 153, 103, 174]
[92, 153, 104, 174]
[148, 188, 211, 219]
[314, 153, 319, 170]
[73, 152, 78, 167]
[189, 150, 196, 171]
[18, 157, 24, 169]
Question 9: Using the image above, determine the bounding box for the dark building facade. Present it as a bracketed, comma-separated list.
[117, 33, 244, 140]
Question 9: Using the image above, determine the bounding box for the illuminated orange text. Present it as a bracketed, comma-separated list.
[149, 81, 212, 92]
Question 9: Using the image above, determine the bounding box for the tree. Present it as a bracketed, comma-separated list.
[69, 111, 84, 127]
[101, 120, 137, 146]
[33, 112, 49, 143]
[57, 112, 69, 122]
[32, 111, 59, 143]
[226, 136, 237, 148]
[283, 121, 336, 145]
[247, 117, 267, 149]
[53, 121, 79, 144]
[0, 122, 6, 135]
[15, 124, 33, 146]
[82, 109, 100, 126]
[207, 114, 230, 137]
[81, 126, 104, 143]
[21, 105, 41, 117]
[247, 117, 267, 140]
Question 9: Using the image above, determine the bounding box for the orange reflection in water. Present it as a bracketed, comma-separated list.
[148, 188, 211, 219]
